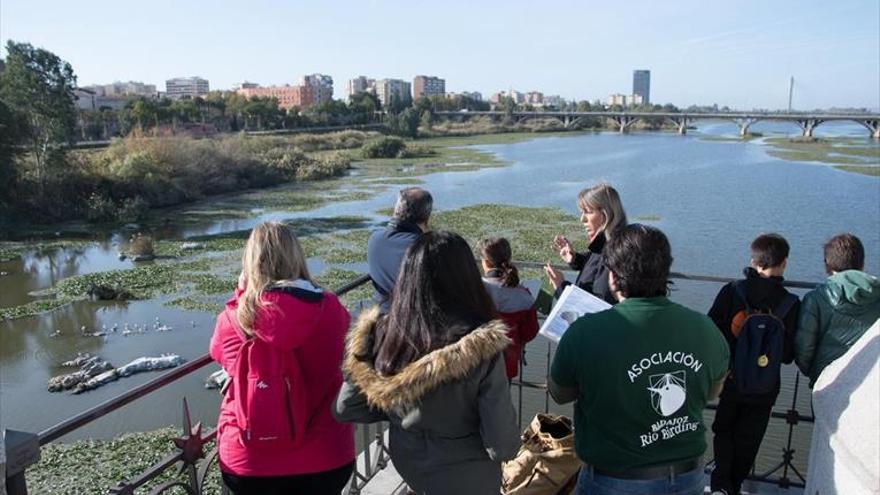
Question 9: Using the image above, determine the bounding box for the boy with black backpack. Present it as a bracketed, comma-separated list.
[708, 233, 800, 495]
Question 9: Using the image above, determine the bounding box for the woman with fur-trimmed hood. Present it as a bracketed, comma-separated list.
[334, 231, 521, 495]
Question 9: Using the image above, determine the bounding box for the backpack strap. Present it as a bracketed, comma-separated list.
[773, 293, 798, 321]
[733, 280, 752, 311]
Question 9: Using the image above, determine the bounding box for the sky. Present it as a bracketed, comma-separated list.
[1, 0, 878, 110]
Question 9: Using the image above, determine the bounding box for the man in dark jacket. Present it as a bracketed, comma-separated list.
[796, 233, 880, 387]
[367, 187, 432, 312]
[708, 233, 800, 495]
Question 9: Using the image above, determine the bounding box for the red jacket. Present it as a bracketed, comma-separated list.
[483, 278, 540, 378]
[497, 308, 540, 378]
[209, 281, 355, 477]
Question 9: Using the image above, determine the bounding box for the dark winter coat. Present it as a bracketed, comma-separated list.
[366, 220, 422, 312]
[554, 231, 616, 305]
[334, 308, 521, 495]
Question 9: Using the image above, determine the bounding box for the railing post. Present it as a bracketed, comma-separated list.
[4, 430, 40, 495]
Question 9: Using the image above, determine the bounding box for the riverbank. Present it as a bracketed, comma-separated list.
[1, 130, 586, 241]
[1, 130, 374, 230]
[0, 130, 589, 321]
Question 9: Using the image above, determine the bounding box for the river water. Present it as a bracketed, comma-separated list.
[1, 122, 878, 476]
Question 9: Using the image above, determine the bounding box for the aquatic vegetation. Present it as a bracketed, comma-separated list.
[0, 246, 22, 261]
[374, 207, 395, 217]
[57, 264, 180, 300]
[0, 298, 73, 320]
[763, 137, 880, 174]
[432, 204, 584, 263]
[314, 267, 373, 307]
[183, 274, 237, 295]
[26, 427, 223, 495]
[166, 296, 224, 313]
[834, 165, 880, 177]
[369, 177, 425, 186]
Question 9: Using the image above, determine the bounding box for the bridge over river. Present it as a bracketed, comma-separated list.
[433, 110, 880, 138]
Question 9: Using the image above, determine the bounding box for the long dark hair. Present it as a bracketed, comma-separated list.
[373, 231, 494, 375]
[478, 237, 520, 288]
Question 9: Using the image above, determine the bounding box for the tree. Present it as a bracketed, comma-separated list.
[348, 91, 380, 124]
[129, 98, 160, 133]
[0, 41, 77, 188]
[420, 109, 433, 131]
[398, 107, 420, 137]
[499, 96, 517, 115]
[0, 99, 24, 200]
[385, 93, 412, 114]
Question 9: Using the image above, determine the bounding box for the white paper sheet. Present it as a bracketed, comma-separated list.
[538, 284, 612, 342]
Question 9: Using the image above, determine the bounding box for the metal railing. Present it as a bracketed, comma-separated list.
[4, 268, 819, 494]
[511, 262, 818, 490]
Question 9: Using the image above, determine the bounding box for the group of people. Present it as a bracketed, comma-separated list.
[208, 185, 879, 495]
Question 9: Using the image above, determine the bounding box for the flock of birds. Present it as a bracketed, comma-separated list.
[48, 317, 197, 339]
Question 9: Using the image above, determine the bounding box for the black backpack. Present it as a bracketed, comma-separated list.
[730, 281, 797, 395]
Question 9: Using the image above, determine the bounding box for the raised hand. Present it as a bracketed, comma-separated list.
[552, 235, 574, 264]
[544, 262, 566, 290]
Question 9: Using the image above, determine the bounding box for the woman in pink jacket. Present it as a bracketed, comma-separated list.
[209, 221, 354, 495]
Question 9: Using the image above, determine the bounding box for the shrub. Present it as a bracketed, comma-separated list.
[108, 150, 158, 179]
[117, 197, 149, 223]
[85, 192, 117, 223]
[128, 233, 155, 257]
[296, 152, 351, 180]
[396, 144, 435, 159]
[362, 137, 406, 159]
[260, 146, 308, 178]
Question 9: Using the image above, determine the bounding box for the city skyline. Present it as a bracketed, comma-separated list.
[1, 0, 878, 110]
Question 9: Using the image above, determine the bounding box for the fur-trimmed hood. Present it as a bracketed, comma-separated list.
[344, 307, 511, 412]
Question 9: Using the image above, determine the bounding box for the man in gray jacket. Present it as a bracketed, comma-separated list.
[367, 187, 432, 312]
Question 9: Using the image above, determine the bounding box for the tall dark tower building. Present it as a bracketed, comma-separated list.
[633, 70, 650, 105]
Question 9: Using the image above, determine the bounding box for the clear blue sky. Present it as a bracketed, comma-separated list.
[2, 0, 878, 110]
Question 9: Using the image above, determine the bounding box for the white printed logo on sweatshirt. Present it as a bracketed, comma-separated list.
[256, 380, 269, 390]
[647, 371, 686, 417]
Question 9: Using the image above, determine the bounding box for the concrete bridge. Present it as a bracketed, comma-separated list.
[433, 111, 880, 138]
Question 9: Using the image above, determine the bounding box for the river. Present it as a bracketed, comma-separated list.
[1, 121, 878, 477]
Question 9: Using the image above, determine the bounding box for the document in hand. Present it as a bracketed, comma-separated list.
[538, 284, 612, 342]
[522, 279, 543, 303]
[522, 279, 554, 314]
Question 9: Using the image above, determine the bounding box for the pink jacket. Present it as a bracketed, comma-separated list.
[209, 281, 355, 477]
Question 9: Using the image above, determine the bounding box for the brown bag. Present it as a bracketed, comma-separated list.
[501, 414, 582, 495]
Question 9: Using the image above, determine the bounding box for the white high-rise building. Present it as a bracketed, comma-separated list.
[165, 77, 210, 99]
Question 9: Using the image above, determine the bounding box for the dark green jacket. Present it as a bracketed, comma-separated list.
[795, 270, 880, 387]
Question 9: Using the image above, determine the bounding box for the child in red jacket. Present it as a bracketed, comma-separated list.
[210, 221, 354, 495]
[479, 237, 540, 379]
